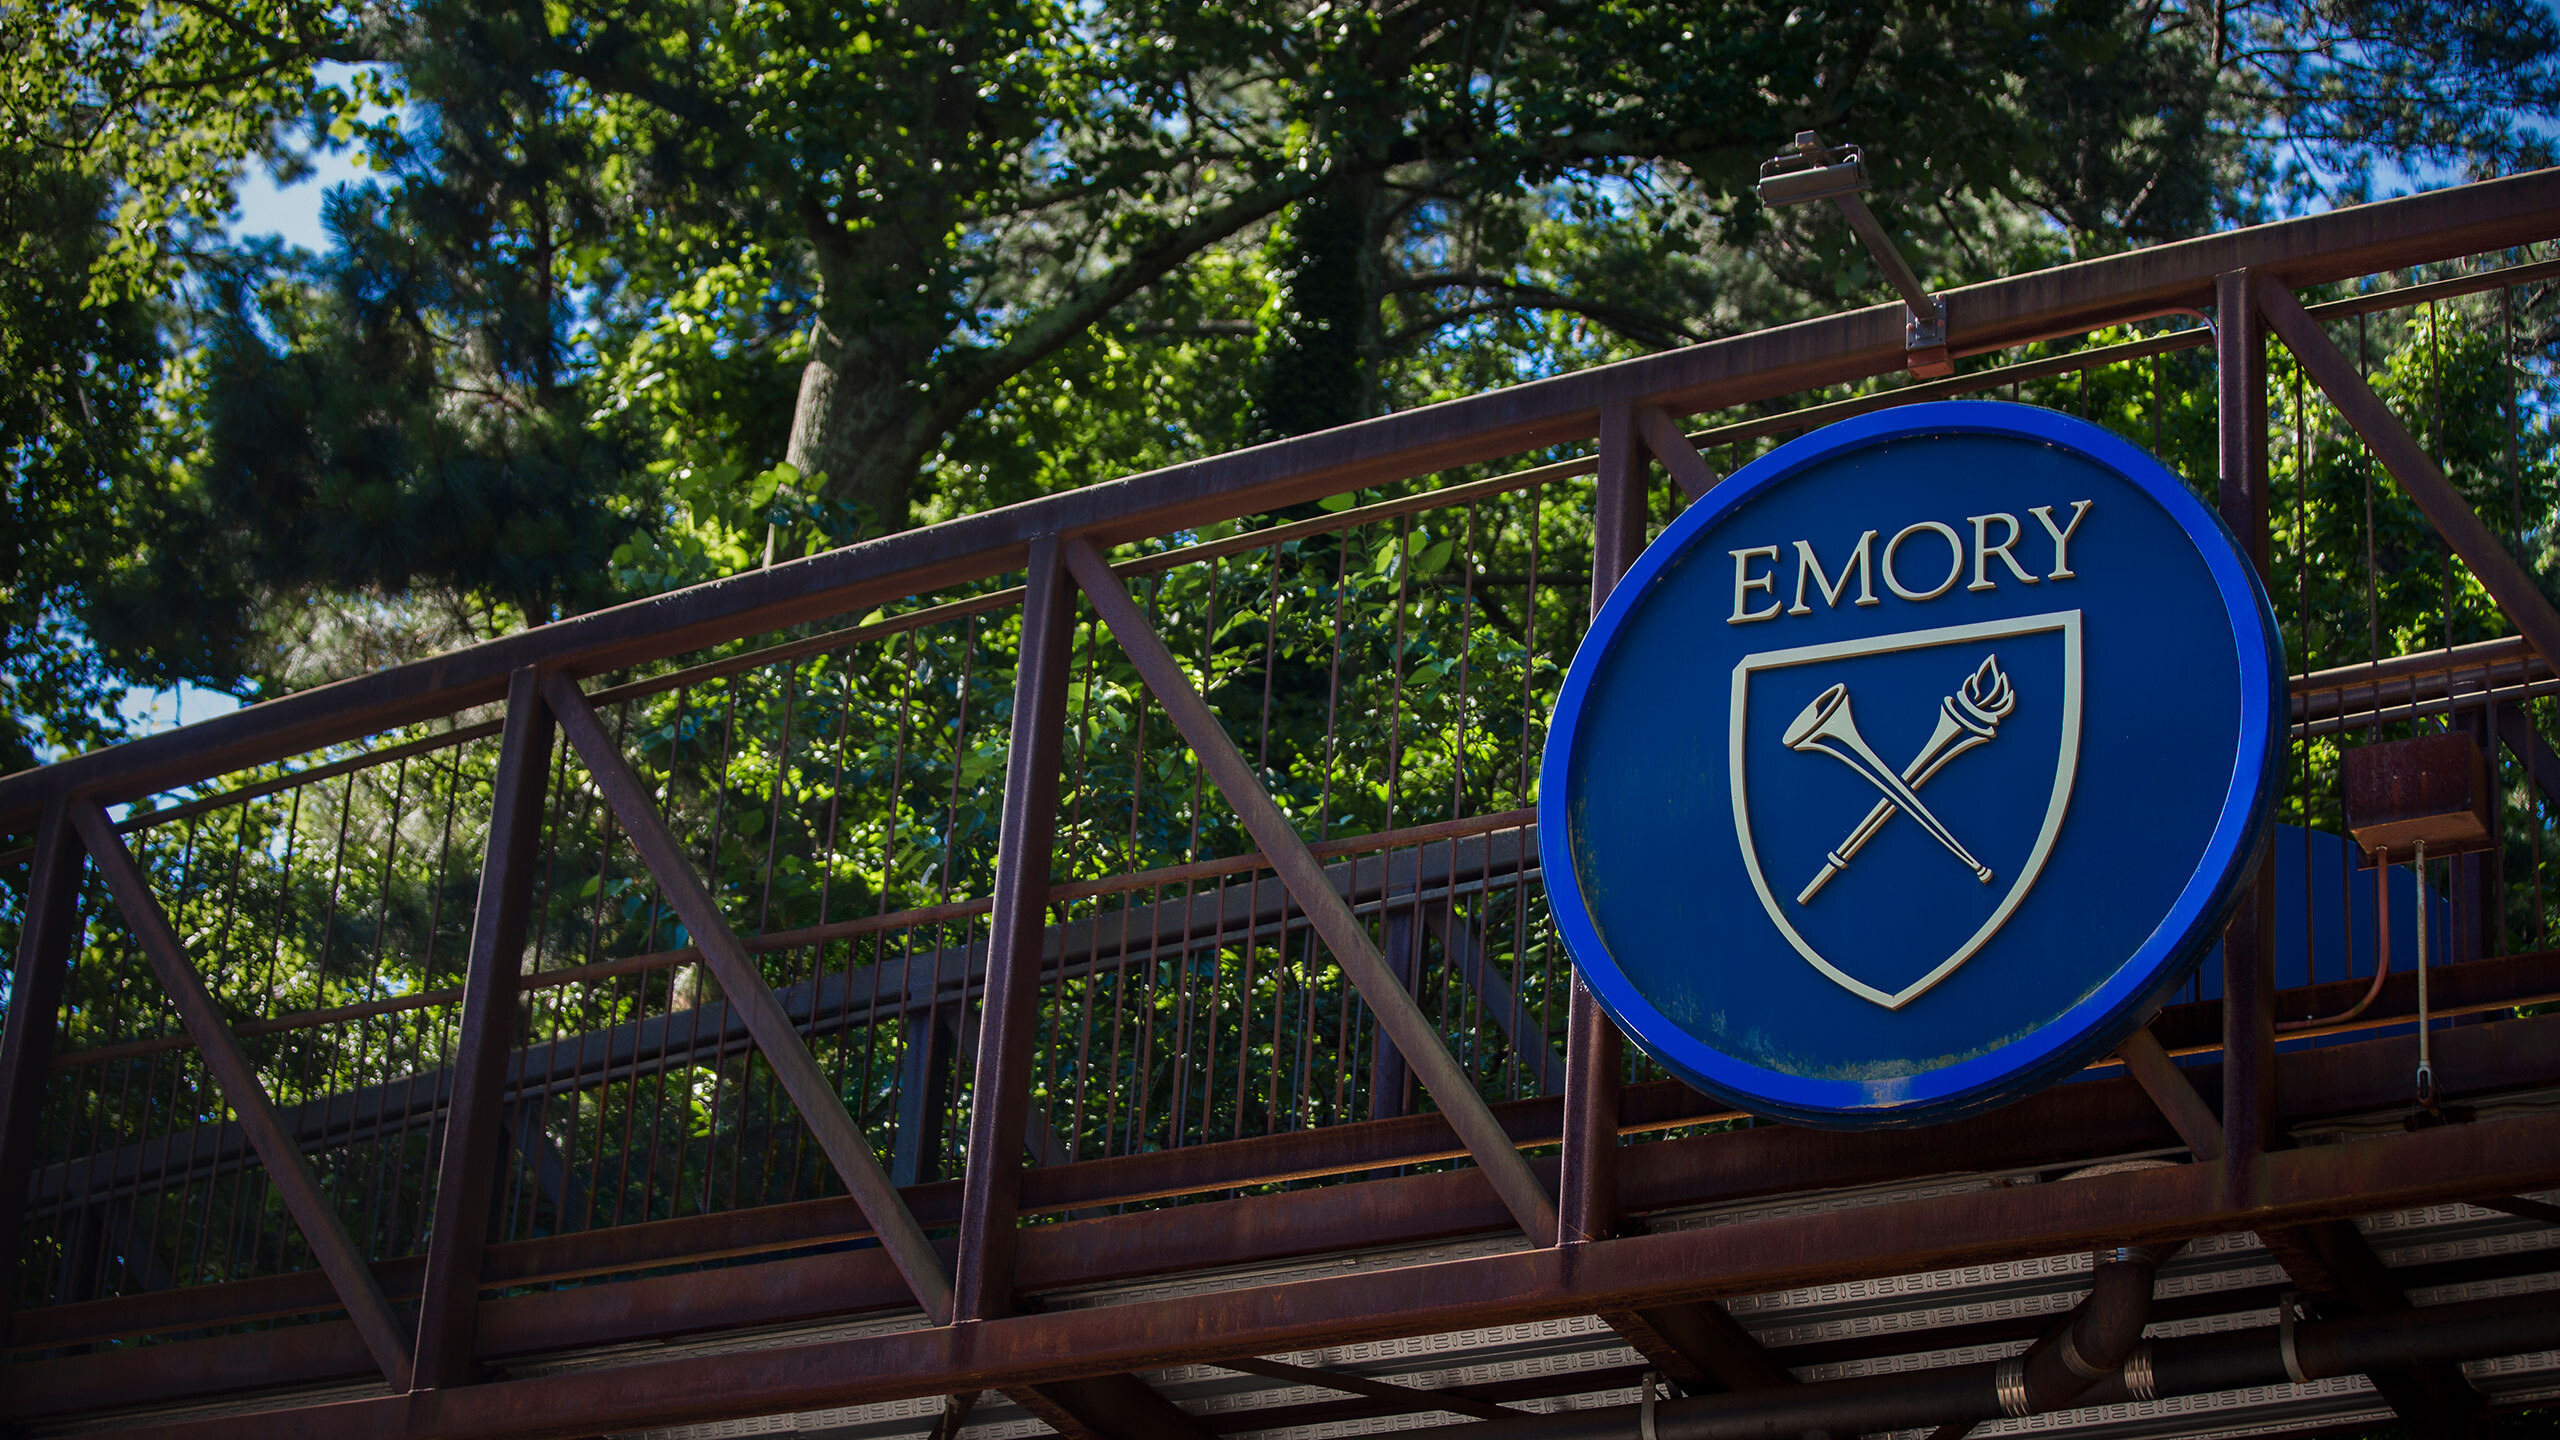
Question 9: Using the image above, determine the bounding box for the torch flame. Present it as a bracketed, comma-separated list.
[1962, 655, 2015, 722]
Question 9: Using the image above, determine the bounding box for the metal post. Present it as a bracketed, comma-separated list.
[2217, 268, 2278, 1206]
[953, 537, 1076, 1323]
[0, 802, 85, 1354]
[412, 667, 553, 1389]
[1563, 404, 1647, 1246]
[1369, 895, 1419, 1122]
[891, 1010, 958, 1189]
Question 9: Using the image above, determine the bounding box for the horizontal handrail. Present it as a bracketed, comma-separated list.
[3, 170, 2554, 831]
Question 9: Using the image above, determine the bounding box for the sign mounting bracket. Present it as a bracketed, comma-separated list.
[1757, 130, 1953, 378]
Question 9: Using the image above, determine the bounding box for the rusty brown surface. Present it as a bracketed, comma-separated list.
[15, 1013, 2560, 1424]
[50, 1097, 2560, 1440]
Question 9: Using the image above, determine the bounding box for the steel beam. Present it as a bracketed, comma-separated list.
[2115, 1027, 2223, 1161]
[540, 671, 955, 1324]
[412, 667, 552, 1389]
[73, 1103, 2560, 1440]
[1062, 536, 1558, 1246]
[0, 802, 84, 1363]
[1563, 406, 1648, 1248]
[1368, 896, 1421, 1122]
[954, 534, 1074, 1325]
[2217, 269, 2279, 1210]
[1215, 1357, 1523, 1421]
[890, 1007, 959, 1188]
[17, 1011, 2560, 1412]
[67, 801, 415, 1390]
[26, 984, 2560, 1362]
[1422, 907, 1567, 1095]
[1608, 1303, 1798, 1393]
[1009, 1377, 1210, 1440]
[2497, 702, 2560, 807]
[2257, 1220, 2488, 1435]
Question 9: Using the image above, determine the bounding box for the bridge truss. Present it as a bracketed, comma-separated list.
[4, 173, 2560, 1440]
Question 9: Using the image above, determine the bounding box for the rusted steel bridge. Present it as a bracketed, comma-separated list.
[7, 172, 2560, 1440]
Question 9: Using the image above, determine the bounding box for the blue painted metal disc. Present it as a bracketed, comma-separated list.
[1538, 400, 2284, 1128]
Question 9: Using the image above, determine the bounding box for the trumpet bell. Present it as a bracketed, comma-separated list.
[1783, 683, 1853, 752]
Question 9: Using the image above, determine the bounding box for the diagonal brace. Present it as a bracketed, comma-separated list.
[2260, 281, 2560, 673]
[1216, 1356, 1522, 1420]
[1634, 407, 1722, 502]
[1420, 907, 1567, 1096]
[1062, 537, 1560, 1246]
[69, 800, 415, 1390]
[541, 672, 956, 1324]
[2495, 704, 2560, 810]
[2116, 1026, 2224, 1162]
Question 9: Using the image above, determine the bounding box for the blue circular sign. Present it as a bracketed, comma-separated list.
[1539, 401, 2283, 1128]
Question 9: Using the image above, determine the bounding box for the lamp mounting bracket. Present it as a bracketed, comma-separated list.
[1757, 130, 1952, 378]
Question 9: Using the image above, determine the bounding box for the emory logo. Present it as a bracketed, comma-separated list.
[1539, 401, 2282, 1128]
[1730, 612, 2083, 1009]
[1717, 500, 2096, 1008]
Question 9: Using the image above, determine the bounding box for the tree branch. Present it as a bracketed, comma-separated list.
[916, 167, 1332, 438]
[1383, 271, 1701, 349]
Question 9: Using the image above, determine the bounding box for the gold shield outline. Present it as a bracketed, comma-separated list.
[1727, 610, 2084, 1009]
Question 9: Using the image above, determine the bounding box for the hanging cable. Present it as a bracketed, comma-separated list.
[2416, 837, 2436, 1108]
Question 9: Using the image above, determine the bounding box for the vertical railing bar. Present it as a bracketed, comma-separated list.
[205, 806, 259, 1285]
[1452, 505, 1484, 1091]
[558, 704, 627, 1235]
[351, 757, 412, 1256]
[608, 959, 651, 1230]
[740, 667, 803, 1210]
[937, 618, 983, 1182]
[0, 803, 86, 1346]
[312, 772, 360, 1008]
[875, 630, 920, 1176]
[1065, 606, 1103, 1162]
[694, 682, 746, 1215]
[806, 652, 861, 1199]
[259, 785, 303, 1017]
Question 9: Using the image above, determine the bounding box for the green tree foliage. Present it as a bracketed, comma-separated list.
[0, 154, 164, 771]
[4, 1, 2559, 774]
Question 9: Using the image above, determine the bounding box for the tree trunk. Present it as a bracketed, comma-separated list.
[1251, 169, 1390, 442]
[783, 311, 939, 535]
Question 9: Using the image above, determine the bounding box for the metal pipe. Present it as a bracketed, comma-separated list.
[1372, 1290, 2560, 1440]
[2015, 1244, 2167, 1413]
[2280, 846, 2392, 1033]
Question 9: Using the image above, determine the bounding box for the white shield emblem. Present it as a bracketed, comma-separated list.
[1728, 611, 2083, 1009]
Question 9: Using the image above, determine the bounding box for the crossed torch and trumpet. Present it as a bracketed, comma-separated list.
[1783, 656, 2018, 905]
